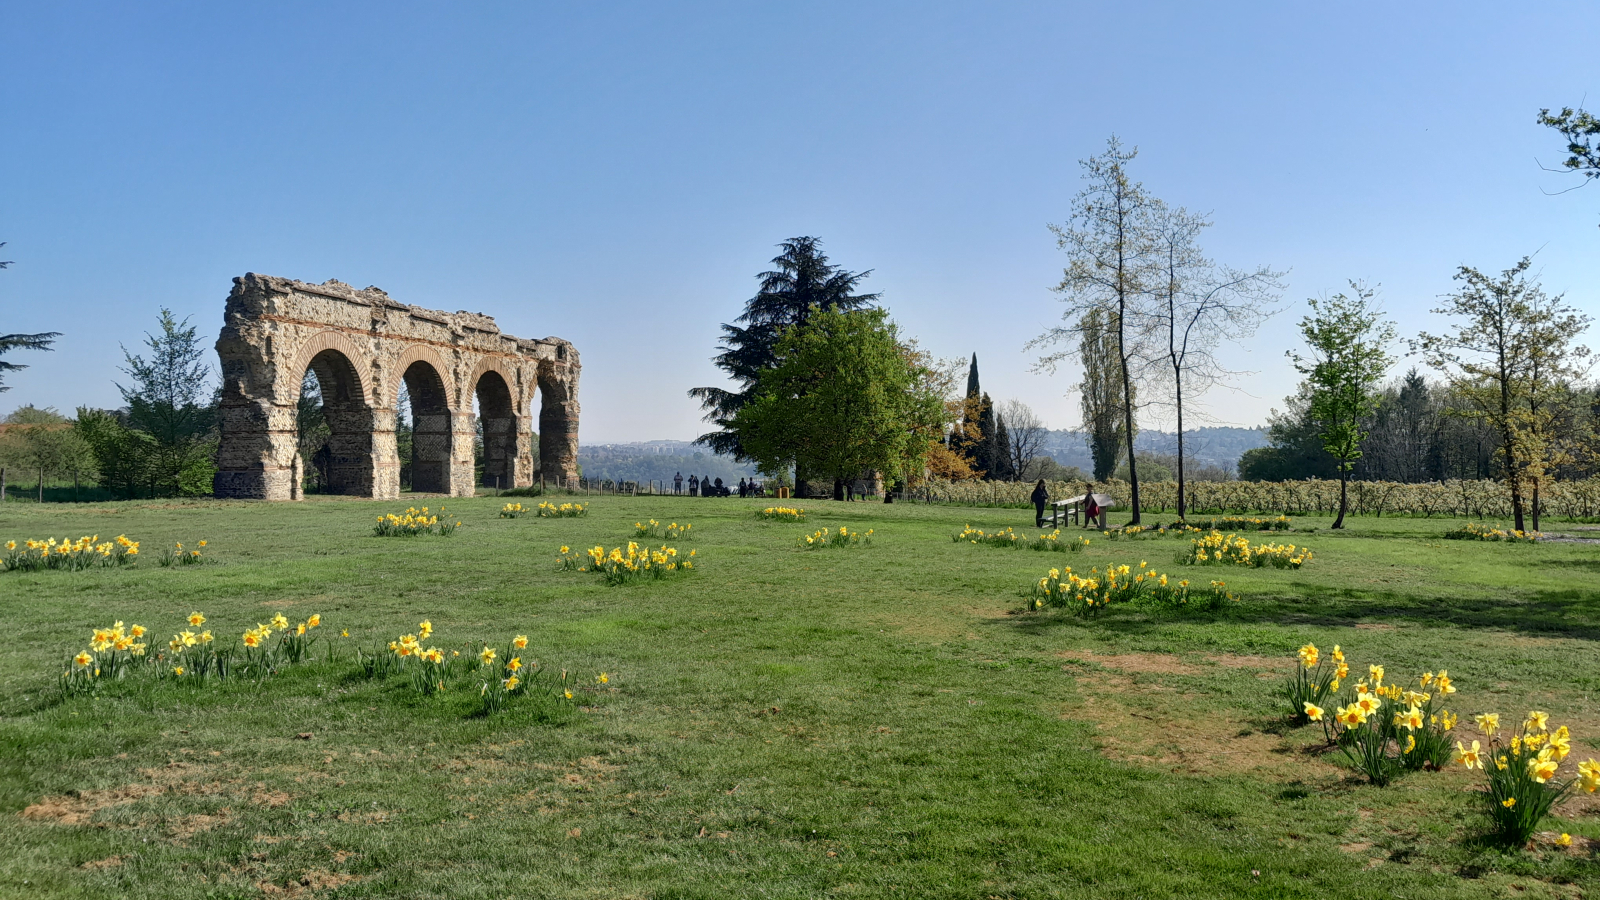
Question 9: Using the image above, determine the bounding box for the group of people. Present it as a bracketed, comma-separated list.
[1030, 480, 1104, 529]
[673, 472, 767, 498]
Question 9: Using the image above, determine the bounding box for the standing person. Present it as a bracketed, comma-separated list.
[1082, 482, 1100, 530]
[688, 474, 699, 497]
[674, 472, 683, 495]
[738, 477, 748, 498]
[1031, 479, 1050, 528]
[712, 476, 724, 496]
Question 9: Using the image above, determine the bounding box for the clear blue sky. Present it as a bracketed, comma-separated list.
[2, 2, 1596, 442]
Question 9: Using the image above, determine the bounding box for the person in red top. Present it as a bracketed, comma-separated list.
[1082, 482, 1100, 529]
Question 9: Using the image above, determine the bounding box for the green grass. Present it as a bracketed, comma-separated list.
[1, 496, 1597, 898]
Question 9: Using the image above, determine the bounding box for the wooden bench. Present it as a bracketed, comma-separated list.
[1050, 493, 1117, 528]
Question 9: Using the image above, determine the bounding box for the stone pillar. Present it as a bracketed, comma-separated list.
[448, 409, 476, 498]
[214, 397, 300, 501]
[538, 367, 580, 484]
[511, 412, 536, 488]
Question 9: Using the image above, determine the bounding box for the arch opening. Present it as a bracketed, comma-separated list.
[296, 348, 376, 496]
[474, 370, 516, 490]
[402, 360, 452, 493]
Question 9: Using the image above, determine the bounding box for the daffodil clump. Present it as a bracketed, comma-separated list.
[3, 534, 139, 572]
[61, 611, 326, 695]
[1444, 522, 1539, 543]
[156, 539, 210, 567]
[500, 502, 527, 518]
[537, 501, 588, 518]
[360, 622, 588, 715]
[1456, 710, 1600, 843]
[61, 620, 151, 692]
[954, 525, 1090, 553]
[559, 542, 696, 585]
[1183, 531, 1311, 568]
[1027, 562, 1236, 617]
[802, 526, 874, 549]
[758, 507, 805, 521]
[953, 525, 1024, 547]
[374, 506, 460, 536]
[1292, 647, 1461, 786]
[1191, 515, 1292, 532]
[634, 519, 693, 541]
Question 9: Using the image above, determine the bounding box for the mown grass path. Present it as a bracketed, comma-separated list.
[1, 496, 1597, 898]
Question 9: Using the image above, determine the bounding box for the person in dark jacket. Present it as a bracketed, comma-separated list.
[1031, 479, 1049, 527]
[688, 474, 699, 497]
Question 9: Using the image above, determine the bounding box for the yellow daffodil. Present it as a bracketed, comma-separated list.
[73, 651, 93, 668]
[479, 647, 497, 665]
[1303, 702, 1324, 722]
[514, 635, 528, 649]
[597, 672, 610, 685]
[1475, 713, 1499, 736]
[1525, 710, 1550, 732]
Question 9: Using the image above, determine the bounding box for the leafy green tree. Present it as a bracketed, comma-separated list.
[1538, 106, 1600, 223]
[731, 308, 943, 500]
[1289, 284, 1396, 528]
[75, 408, 150, 499]
[690, 237, 880, 477]
[1416, 258, 1590, 531]
[117, 308, 217, 496]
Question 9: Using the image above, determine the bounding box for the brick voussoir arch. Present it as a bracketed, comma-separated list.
[286, 330, 374, 406]
[391, 343, 459, 411]
[213, 273, 579, 501]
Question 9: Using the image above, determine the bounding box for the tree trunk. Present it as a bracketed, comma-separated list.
[1175, 376, 1186, 521]
[832, 479, 844, 502]
[1333, 467, 1348, 529]
[39, 466, 46, 503]
[1531, 480, 1541, 533]
[1, 466, 6, 502]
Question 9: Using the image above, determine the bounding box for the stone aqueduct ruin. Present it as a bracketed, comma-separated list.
[214, 274, 579, 500]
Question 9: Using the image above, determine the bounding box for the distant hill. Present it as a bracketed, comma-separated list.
[577, 440, 760, 486]
[1038, 427, 1269, 474]
[581, 428, 1269, 485]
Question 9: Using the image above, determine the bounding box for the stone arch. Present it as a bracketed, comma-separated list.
[468, 357, 527, 491]
[288, 331, 372, 406]
[391, 345, 458, 494]
[293, 335, 381, 498]
[213, 274, 577, 500]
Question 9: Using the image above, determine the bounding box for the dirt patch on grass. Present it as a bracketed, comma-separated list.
[80, 855, 126, 870]
[255, 869, 364, 897]
[20, 784, 164, 826]
[169, 809, 233, 840]
[1058, 649, 1204, 676]
[1062, 672, 1330, 779]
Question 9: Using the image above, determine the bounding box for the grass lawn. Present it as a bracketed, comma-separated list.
[2, 495, 1598, 899]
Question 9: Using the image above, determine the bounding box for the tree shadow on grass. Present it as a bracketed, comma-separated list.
[999, 583, 1600, 642]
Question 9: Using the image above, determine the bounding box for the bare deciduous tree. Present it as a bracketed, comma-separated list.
[1147, 202, 1283, 518]
[998, 398, 1048, 481]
